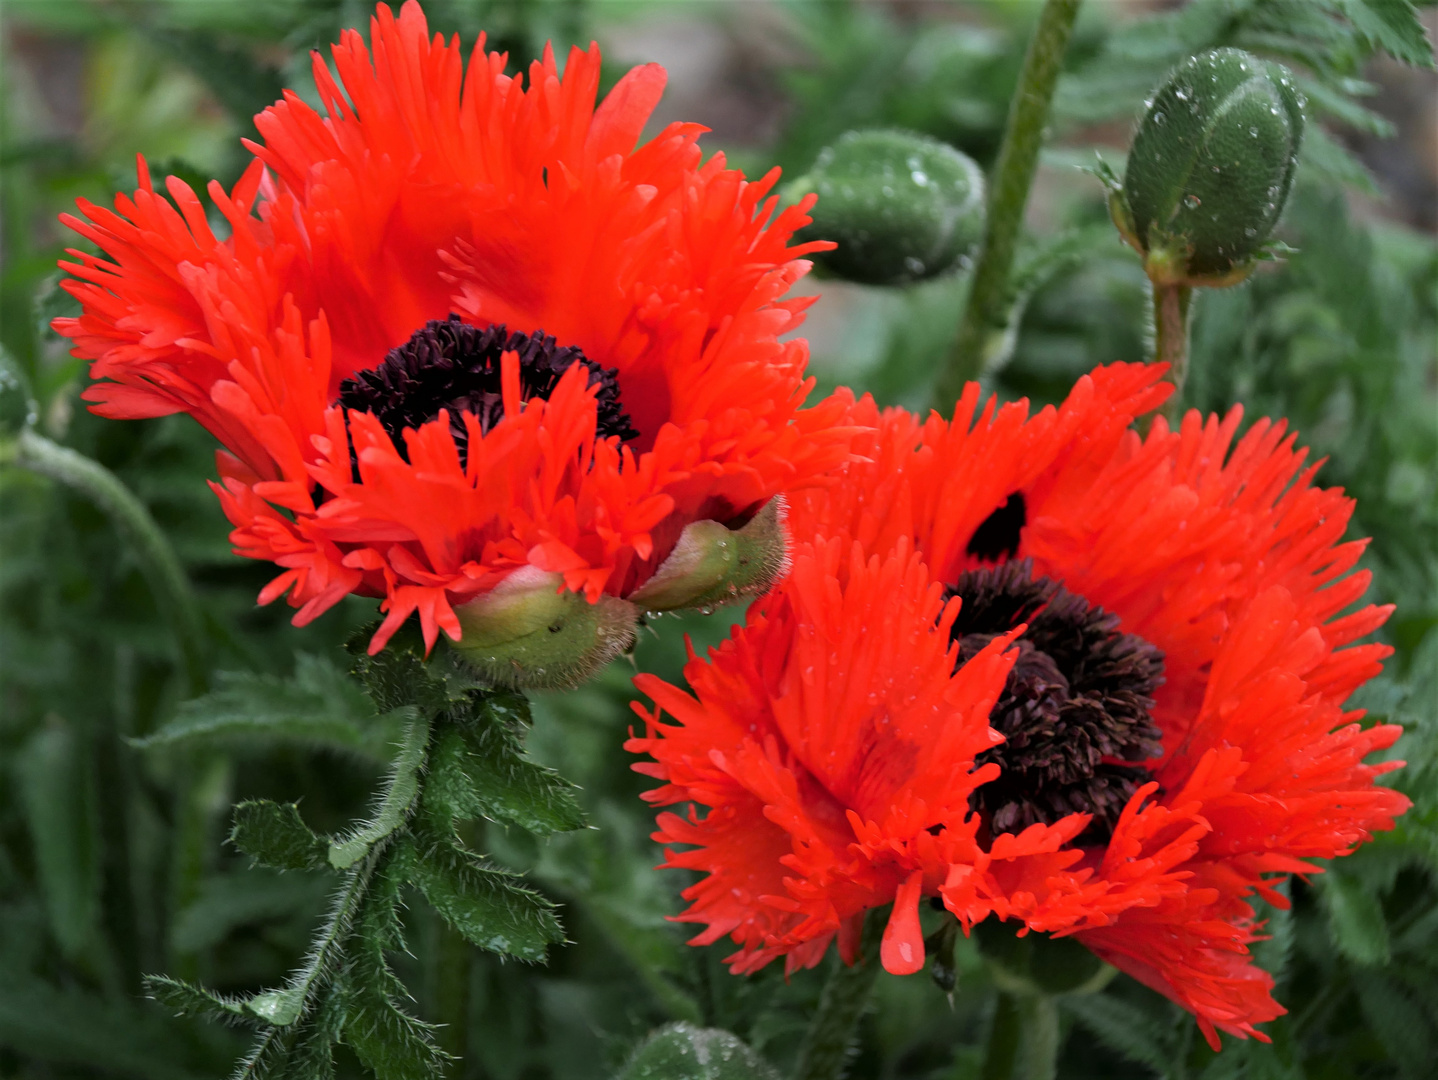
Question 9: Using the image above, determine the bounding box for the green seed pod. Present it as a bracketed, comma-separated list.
[1120, 48, 1304, 285]
[789, 129, 986, 286]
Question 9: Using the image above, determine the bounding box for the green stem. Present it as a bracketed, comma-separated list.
[932, 0, 1082, 409]
[11, 428, 209, 693]
[1154, 283, 1195, 424]
[982, 991, 1061, 1080]
[792, 912, 884, 1080]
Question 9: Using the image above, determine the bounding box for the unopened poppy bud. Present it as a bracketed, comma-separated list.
[789, 129, 985, 286]
[451, 567, 638, 690]
[1116, 48, 1304, 286]
[618, 1023, 779, 1080]
[628, 497, 790, 613]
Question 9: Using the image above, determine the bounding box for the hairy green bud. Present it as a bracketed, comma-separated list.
[628, 496, 790, 613]
[1117, 48, 1304, 286]
[790, 129, 985, 286]
[618, 1023, 780, 1080]
[451, 567, 638, 690]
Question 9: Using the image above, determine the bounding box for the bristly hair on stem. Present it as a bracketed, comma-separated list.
[144, 628, 584, 1079]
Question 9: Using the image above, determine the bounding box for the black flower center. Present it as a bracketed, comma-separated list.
[337, 316, 638, 466]
[948, 558, 1164, 844]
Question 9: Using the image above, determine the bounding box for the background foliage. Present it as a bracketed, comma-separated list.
[1, 1, 1434, 1077]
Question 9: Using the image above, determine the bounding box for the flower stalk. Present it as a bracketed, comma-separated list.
[791, 912, 885, 1080]
[1153, 283, 1195, 421]
[933, 0, 1082, 407]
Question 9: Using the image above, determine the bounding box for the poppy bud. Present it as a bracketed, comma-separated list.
[451, 567, 638, 690]
[618, 1022, 778, 1080]
[1115, 48, 1304, 286]
[628, 497, 790, 614]
[789, 129, 986, 286]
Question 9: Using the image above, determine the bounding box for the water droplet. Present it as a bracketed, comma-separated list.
[1244, 227, 1257, 237]
[1183, 194, 1201, 209]
[1249, 126, 1259, 137]
[904, 256, 926, 275]
[1152, 111, 1166, 125]
[910, 169, 929, 187]
[881, 185, 895, 197]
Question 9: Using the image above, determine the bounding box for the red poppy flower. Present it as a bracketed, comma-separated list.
[53, 1, 851, 658]
[630, 363, 1407, 1047]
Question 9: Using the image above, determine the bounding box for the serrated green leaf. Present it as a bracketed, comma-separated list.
[410, 840, 562, 962]
[1323, 871, 1391, 965]
[618, 1022, 782, 1080]
[145, 974, 251, 1023]
[134, 654, 410, 762]
[18, 723, 101, 962]
[342, 985, 449, 1080]
[1063, 992, 1172, 1075]
[1338, 0, 1436, 68]
[230, 801, 330, 872]
[425, 720, 586, 837]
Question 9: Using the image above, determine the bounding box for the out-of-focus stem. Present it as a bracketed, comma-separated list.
[932, 0, 1083, 409]
[792, 912, 884, 1080]
[982, 990, 1061, 1080]
[11, 428, 208, 693]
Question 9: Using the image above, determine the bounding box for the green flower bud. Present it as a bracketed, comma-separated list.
[1119, 48, 1304, 286]
[617, 1022, 779, 1080]
[451, 567, 637, 690]
[628, 496, 789, 614]
[789, 129, 986, 286]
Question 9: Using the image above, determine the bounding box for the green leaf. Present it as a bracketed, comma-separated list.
[1063, 993, 1172, 1075]
[1355, 970, 1434, 1079]
[1338, 0, 1436, 68]
[342, 985, 449, 1080]
[230, 801, 330, 873]
[0, 976, 220, 1079]
[410, 839, 563, 962]
[144, 27, 288, 122]
[1322, 871, 1391, 965]
[617, 1023, 782, 1080]
[17, 722, 101, 961]
[133, 654, 411, 762]
[145, 974, 250, 1023]
[424, 719, 586, 837]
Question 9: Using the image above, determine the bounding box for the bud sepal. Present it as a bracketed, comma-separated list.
[628, 496, 791, 613]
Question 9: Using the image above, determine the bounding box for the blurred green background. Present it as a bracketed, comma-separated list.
[1, 1, 1435, 1078]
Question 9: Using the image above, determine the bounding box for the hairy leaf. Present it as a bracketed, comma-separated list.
[410, 839, 563, 962]
[424, 720, 585, 838]
[1338, 0, 1436, 68]
[146, 974, 251, 1023]
[230, 801, 330, 873]
[133, 654, 410, 762]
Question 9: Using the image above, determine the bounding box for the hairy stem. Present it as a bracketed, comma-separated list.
[11, 428, 209, 693]
[982, 991, 1061, 1080]
[1154, 283, 1195, 423]
[932, 0, 1083, 408]
[792, 912, 884, 1080]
